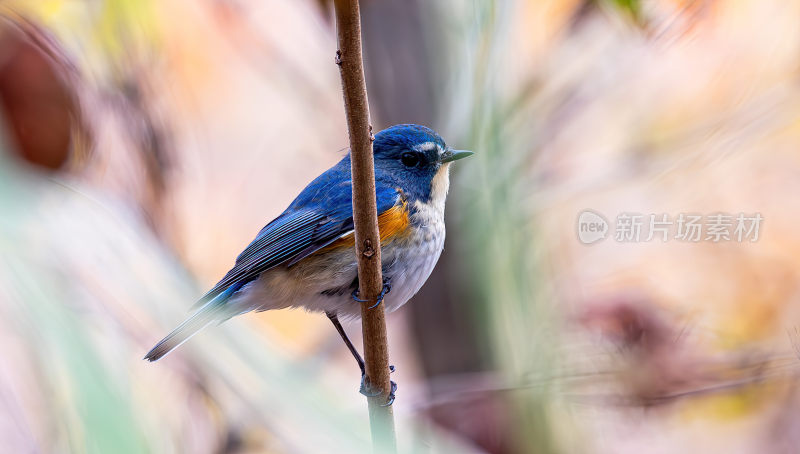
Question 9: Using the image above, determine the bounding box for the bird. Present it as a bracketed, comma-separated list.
[144, 124, 472, 402]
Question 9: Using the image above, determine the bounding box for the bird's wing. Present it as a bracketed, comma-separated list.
[196, 182, 402, 305]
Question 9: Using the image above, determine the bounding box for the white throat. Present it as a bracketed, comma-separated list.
[429, 163, 451, 213]
[411, 163, 450, 224]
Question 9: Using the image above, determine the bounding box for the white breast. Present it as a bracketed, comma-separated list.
[380, 163, 451, 312]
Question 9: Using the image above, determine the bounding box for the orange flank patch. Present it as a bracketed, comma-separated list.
[319, 199, 410, 253]
[376, 199, 412, 243]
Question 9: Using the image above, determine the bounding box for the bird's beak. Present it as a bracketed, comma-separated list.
[438, 149, 474, 163]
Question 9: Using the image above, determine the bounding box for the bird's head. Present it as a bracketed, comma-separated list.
[373, 124, 472, 203]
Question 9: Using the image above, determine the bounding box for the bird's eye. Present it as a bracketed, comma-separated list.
[401, 152, 420, 168]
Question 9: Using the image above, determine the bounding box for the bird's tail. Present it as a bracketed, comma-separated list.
[144, 286, 238, 362]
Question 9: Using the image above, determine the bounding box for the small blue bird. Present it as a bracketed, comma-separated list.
[145, 124, 471, 399]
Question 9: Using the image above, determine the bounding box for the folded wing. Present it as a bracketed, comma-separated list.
[197, 182, 401, 306]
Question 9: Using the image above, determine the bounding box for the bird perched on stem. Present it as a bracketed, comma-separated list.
[145, 124, 472, 402]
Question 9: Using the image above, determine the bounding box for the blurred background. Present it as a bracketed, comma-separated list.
[2, 0, 800, 452]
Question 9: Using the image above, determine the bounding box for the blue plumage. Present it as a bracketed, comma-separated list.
[196, 157, 402, 306]
[145, 124, 471, 362]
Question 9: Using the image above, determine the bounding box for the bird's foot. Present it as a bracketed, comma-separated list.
[385, 380, 397, 407]
[359, 374, 380, 397]
[350, 277, 391, 310]
[351, 289, 367, 303]
[359, 365, 397, 406]
[370, 279, 391, 310]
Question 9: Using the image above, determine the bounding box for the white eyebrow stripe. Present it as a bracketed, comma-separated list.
[414, 142, 441, 153]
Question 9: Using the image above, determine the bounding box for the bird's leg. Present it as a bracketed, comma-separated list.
[326, 310, 364, 375]
[350, 276, 391, 310]
[361, 374, 398, 407]
[325, 310, 397, 405]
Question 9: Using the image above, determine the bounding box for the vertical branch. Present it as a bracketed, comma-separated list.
[333, 0, 397, 451]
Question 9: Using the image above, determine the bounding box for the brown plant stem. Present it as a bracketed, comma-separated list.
[333, 0, 397, 451]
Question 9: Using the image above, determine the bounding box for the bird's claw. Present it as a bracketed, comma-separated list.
[350, 278, 391, 310]
[351, 289, 367, 303]
[383, 380, 397, 407]
[369, 280, 391, 309]
[359, 367, 397, 406]
[359, 375, 382, 398]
